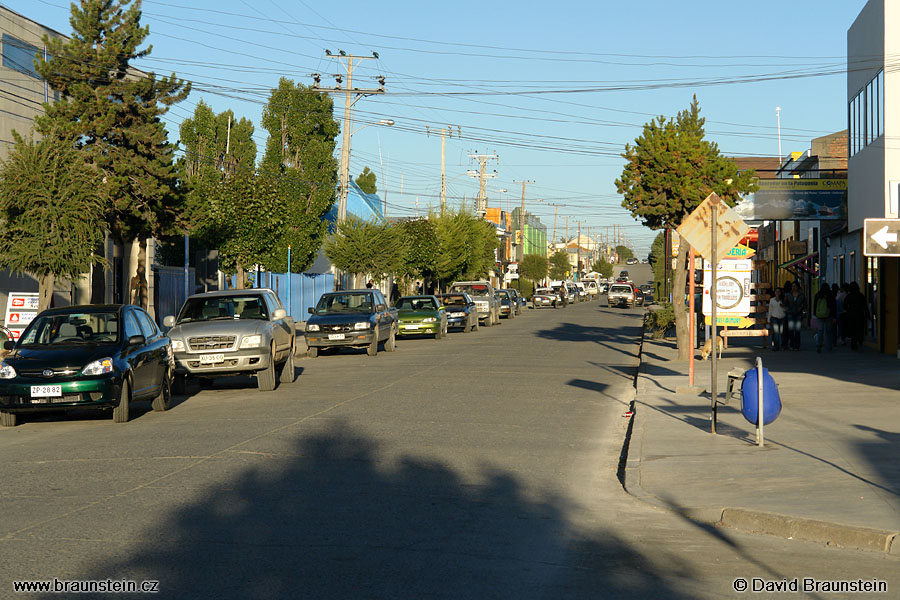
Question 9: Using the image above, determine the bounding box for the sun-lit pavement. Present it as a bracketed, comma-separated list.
[1, 272, 896, 599]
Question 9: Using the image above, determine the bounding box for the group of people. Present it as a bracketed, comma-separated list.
[766, 281, 870, 352]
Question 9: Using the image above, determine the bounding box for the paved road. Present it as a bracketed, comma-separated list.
[1, 291, 896, 599]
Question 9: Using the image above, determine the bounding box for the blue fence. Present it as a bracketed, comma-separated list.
[225, 271, 334, 322]
[153, 265, 196, 326]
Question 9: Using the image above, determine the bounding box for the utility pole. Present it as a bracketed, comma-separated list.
[428, 125, 461, 214]
[576, 220, 582, 281]
[467, 152, 498, 217]
[565, 216, 569, 245]
[513, 179, 535, 261]
[552, 204, 559, 251]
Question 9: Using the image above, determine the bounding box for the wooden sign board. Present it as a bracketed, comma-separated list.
[676, 193, 749, 263]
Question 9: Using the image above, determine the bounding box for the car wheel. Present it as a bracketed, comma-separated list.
[367, 327, 379, 356]
[172, 374, 187, 395]
[308, 346, 319, 358]
[0, 411, 17, 427]
[385, 327, 396, 352]
[279, 343, 296, 383]
[113, 377, 131, 423]
[151, 368, 172, 412]
[257, 344, 277, 391]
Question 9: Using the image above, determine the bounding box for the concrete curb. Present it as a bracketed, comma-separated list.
[621, 332, 900, 556]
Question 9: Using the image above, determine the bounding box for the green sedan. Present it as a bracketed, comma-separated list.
[395, 295, 448, 339]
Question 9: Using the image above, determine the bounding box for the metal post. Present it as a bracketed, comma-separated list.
[689, 246, 696, 386]
[183, 234, 189, 301]
[756, 356, 765, 447]
[287, 245, 292, 319]
[710, 203, 718, 434]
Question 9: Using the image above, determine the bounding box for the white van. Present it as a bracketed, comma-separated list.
[584, 280, 598, 298]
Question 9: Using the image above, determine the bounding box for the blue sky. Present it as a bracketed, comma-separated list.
[7, 0, 868, 255]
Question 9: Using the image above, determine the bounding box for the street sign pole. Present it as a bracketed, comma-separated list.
[689, 246, 696, 387]
[710, 202, 718, 435]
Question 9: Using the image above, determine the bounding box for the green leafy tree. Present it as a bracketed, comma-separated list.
[355, 167, 377, 194]
[648, 231, 668, 300]
[431, 209, 499, 287]
[463, 218, 500, 280]
[0, 133, 104, 311]
[324, 217, 405, 282]
[34, 0, 191, 309]
[615, 96, 757, 359]
[520, 253, 549, 283]
[397, 218, 439, 284]
[616, 245, 634, 262]
[549, 250, 570, 280]
[259, 78, 340, 273]
[591, 256, 613, 279]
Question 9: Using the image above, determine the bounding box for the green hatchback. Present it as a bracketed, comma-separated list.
[395, 295, 448, 339]
[0, 305, 173, 427]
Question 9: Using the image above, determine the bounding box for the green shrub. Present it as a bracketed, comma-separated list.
[508, 278, 534, 298]
[643, 302, 675, 339]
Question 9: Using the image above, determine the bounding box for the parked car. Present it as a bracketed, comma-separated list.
[396, 295, 448, 339]
[618, 270, 630, 280]
[164, 289, 295, 392]
[584, 280, 599, 298]
[436, 293, 479, 332]
[598, 282, 609, 294]
[0, 304, 173, 426]
[449, 281, 499, 327]
[494, 289, 516, 319]
[608, 283, 636, 308]
[639, 284, 654, 303]
[532, 288, 559, 309]
[634, 287, 645, 307]
[305, 289, 398, 357]
[565, 282, 579, 304]
[0, 326, 12, 360]
[575, 282, 587, 301]
[626, 257, 639, 265]
[507, 288, 524, 315]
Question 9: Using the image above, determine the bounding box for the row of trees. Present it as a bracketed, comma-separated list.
[324, 210, 500, 292]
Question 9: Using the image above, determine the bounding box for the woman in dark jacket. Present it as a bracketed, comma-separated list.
[784, 281, 806, 350]
[843, 282, 870, 351]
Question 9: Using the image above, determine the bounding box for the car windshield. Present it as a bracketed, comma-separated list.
[314, 293, 374, 314]
[396, 297, 437, 311]
[18, 312, 120, 346]
[439, 295, 467, 306]
[451, 284, 489, 296]
[178, 295, 269, 323]
[535, 289, 552, 295]
[611, 285, 633, 293]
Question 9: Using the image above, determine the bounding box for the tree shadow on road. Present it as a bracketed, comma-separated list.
[62, 420, 696, 600]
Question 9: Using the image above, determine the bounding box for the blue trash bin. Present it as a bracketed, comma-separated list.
[741, 367, 781, 425]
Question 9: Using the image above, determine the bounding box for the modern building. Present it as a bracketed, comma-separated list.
[509, 207, 547, 262]
[847, 0, 897, 356]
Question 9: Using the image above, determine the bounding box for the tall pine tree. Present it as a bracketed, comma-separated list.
[34, 0, 190, 309]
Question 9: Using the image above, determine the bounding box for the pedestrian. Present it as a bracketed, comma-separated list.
[836, 282, 849, 345]
[366, 280, 374, 289]
[767, 287, 786, 352]
[813, 283, 835, 353]
[784, 281, 806, 350]
[843, 282, 870, 351]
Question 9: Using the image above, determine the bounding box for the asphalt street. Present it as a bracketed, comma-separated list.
[1, 269, 897, 599]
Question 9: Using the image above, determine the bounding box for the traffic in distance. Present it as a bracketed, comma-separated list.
[0, 274, 649, 427]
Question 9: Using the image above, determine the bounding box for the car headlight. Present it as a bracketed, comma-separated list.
[422, 317, 437, 323]
[354, 322, 371, 330]
[171, 339, 185, 352]
[306, 324, 320, 332]
[240, 334, 262, 348]
[0, 363, 16, 379]
[82, 358, 114, 376]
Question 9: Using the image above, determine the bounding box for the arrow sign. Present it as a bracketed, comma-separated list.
[871, 225, 898, 249]
[864, 219, 900, 257]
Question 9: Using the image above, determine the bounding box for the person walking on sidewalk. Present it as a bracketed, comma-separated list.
[813, 284, 835, 353]
[784, 281, 806, 350]
[843, 282, 870, 351]
[836, 282, 849, 345]
[767, 287, 786, 351]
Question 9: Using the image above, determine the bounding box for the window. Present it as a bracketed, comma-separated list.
[849, 70, 884, 157]
[2, 34, 40, 79]
[135, 309, 157, 338]
[123, 311, 142, 339]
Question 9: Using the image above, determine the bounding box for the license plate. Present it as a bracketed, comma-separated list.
[403, 324, 420, 329]
[200, 353, 225, 364]
[31, 385, 62, 398]
[327, 333, 345, 340]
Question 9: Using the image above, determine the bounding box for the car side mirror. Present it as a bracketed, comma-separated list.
[127, 334, 145, 347]
[377, 304, 386, 312]
[162, 316, 175, 328]
[307, 307, 315, 314]
[272, 308, 286, 320]
[3, 340, 14, 351]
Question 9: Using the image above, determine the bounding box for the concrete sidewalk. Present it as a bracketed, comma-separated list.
[624, 330, 900, 555]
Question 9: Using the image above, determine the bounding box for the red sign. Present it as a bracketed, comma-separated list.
[11, 298, 24, 307]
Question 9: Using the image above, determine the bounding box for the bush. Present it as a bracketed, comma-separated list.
[643, 302, 675, 339]
[508, 278, 534, 298]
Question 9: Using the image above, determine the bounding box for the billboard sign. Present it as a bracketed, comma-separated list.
[734, 179, 847, 221]
[3, 292, 39, 341]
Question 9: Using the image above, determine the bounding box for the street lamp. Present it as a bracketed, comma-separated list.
[338, 119, 395, 224]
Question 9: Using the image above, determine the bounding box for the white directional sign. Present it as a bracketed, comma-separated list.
[864, 218, 900, 257]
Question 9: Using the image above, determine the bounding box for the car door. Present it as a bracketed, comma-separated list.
[134, 308, 165, 397]
[122, 309, 153, 398]
[374, 291, 391, 339]
[263, 292, 290, 355]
